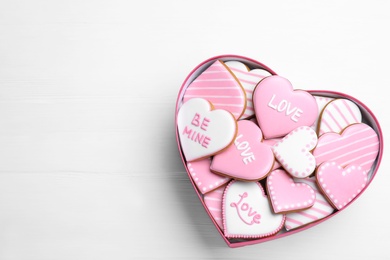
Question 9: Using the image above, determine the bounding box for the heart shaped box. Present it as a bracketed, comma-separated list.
[175, 55, 384, 248]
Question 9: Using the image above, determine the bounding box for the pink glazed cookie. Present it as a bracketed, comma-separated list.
[253, 76, 318, 139]
[313, 123, 379, 174]
[223, 180, 285, 239]
[317, 99, 362, 136]
[211, 120, 274, 181]
[316, 161, 368, 210]
[266, 169, 316, 214]
[187, 158, 230, 194]
[224, 61, 271, 119]
[182, 60, 246, 119]
[177, 98, 237, 161]
[272, 126, 318, 178]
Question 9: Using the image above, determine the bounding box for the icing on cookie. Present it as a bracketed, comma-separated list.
[317, 99, 362, 135]
[211, 120, 274, 181]
[183, 60, 246, 119]
[285, 177, 334, 231]
[272, 126, 318, 178]
[253, 75, 318, 139]
[313, 123, 379, 173]
[316, 161, 368, 210]
[204, 184, 227, 229]
[223, 181, 285, 239]
[311, 96, 334, 131]
[267, 169, 315, 214]
[177, 98, 237, 161]
[224, 61, 271, 119]
[187, 158, 230, 194]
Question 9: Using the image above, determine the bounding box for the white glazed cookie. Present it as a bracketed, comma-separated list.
[177, 98, 237, 161]
[223, 180, 285, 239]
[272, 126, 318, 178]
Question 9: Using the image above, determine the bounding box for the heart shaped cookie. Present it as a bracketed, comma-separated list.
[316, 161, 368, 210]
[177, 98, 237, 161]
[272, 126, 318, 178]
[266, 169, 316, 214]
[253, 75, 318, 139]
[211, 120, 274, 181]
[223, 180, 285, 239]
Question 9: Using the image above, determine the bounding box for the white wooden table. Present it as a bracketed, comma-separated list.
[0, 1, 389, 259]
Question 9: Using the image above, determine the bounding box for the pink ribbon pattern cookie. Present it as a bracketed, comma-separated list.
[177, 98, 237, 161]
[317, 99, 362, 136]
[267, 169, 316, 214]
[204, 184, 227, 229]
[272, 126, 318, 178]
[316, 161, 368, 210]
[284, 177, 334, 231]
[253, 75, 318, 139]
[211, 120, 274, 181]
[183, 60, 246, 119]
[224, 61, 271, 119]
[187, 158, 230, 194]
[313, 123, 379, 173]
[223, 181, 285, 239]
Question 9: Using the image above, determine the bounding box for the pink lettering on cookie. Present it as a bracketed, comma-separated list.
[182, 125, 211, 148]
[230, 192, 261, 225]
[177, 98, 237, 161]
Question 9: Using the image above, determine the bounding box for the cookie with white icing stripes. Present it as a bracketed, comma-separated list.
[224, 61, 271, 119]
[317, 98, 362, 136]
[311, 95, 334, 131]
[313, 123, 379, 174]
[182, 60, 246, 119]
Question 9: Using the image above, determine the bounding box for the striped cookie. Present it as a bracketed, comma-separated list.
[313, 123, 379, 173]
[317, 99, 362, 136]
[225, 61, 271, 119]
[183, 60, 246, 119]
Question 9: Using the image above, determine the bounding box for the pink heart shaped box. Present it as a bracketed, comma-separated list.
[175, 55, 384, 248]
